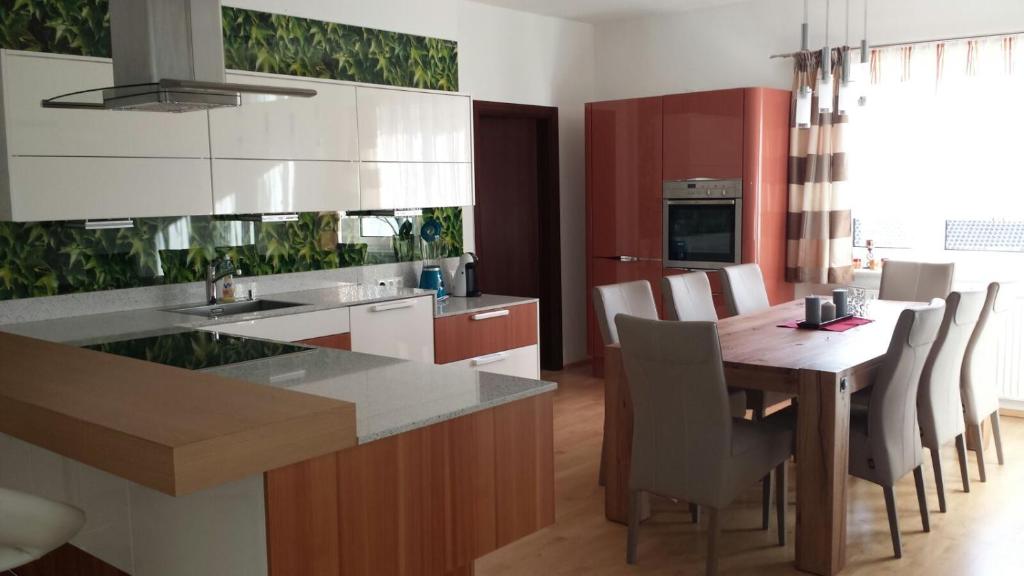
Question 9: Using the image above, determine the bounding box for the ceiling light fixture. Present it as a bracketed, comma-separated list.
[795, 0, 813, 127]
[818, 0, 834, 115]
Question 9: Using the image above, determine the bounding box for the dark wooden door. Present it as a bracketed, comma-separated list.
[475, 115, 541, 299]
[474, 102, 562, 370]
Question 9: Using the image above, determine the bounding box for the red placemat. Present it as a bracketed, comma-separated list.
[778, 316, 874, 332]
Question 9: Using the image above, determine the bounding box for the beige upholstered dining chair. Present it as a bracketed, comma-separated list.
[720, 263, 792, 432]
[878, 261, 955, 302]
[593, 280, 660, 487]
[849, 302, 944, 559]
[662, 272, 719, 322]
[961, 282, 1014, 481]
[720, 263, 771, 316]
[616, 315, 792, 576]
[917, 290, 987, 512]
[0, 487, 86, 571]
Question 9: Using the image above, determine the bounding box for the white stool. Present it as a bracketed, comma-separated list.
[0, 487, 85, 572]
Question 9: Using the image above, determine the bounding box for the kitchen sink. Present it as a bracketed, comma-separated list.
[168, 299, 305, 318]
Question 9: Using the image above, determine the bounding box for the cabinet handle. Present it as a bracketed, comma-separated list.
[471, 352, 508, 366]
[371, 300, 416, 313]
[471, 309, 510, 321]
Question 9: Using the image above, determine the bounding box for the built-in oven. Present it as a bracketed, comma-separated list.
[663, 179, 743, 269]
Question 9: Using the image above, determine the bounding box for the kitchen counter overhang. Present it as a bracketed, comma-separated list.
[0, 331, 357, 496]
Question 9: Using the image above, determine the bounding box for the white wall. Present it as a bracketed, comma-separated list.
[459, 1, 596, 365]
[594, 0, 1024, 100]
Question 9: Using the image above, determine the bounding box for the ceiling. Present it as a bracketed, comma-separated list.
[470, 0, 753, 23]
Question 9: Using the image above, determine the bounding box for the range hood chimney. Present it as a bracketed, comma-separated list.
[43, 0, 315, 112]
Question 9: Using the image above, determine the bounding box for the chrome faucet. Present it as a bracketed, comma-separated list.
[205, 256, 236, 304]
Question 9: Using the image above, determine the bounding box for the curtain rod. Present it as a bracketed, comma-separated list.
[769, 29, 1024, 59]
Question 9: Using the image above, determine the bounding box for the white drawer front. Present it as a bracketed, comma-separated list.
[349, 296, 435, 363]
[359, 162, 473, 210]
[204, 307, 350, 342]
[212, 159, 359, 214]
[444, 344, 540, 380]
[8, 156, 212, 221]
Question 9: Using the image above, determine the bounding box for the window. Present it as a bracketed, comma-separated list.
[850, 35, 1024, 265]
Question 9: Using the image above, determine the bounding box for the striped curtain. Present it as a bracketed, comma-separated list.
[786, 49, 854, 285]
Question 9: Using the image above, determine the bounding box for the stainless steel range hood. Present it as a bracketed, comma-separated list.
[42, 0, 316, 112]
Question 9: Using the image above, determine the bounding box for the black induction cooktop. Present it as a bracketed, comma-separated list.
[83, 330, 311, 371]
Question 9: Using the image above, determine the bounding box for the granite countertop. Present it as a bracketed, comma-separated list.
[1, 284, 433, 345]
[202, 347, 555, 444]
[0, 284, 555, 448]
[435, 294, 538, 318]
[1, 285, 538, 345]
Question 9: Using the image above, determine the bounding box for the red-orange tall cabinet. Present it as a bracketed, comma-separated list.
[586, 88, 793, 373]
[585, 97, 664, 375]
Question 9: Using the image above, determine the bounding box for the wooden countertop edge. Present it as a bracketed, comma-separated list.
[0, 331, 359, 496]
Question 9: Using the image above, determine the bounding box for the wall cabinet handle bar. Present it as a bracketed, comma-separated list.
[371, 300, 416, 312]
[471, 352, 508, 366]
[471, 309, 510, 321]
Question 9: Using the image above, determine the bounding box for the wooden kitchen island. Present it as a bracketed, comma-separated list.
[0, 331, 555, 576]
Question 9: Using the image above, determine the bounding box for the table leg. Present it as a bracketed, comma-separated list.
[795, 369, 850, 575]
[604, 346, 649, 525]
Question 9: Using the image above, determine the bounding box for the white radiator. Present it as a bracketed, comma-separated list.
[997, 296, 1024, 406]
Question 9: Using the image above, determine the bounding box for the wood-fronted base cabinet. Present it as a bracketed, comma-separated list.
[264, 392, 555, 576]
[434, 302, 540, 379]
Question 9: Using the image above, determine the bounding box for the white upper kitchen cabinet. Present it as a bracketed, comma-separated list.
[356, 87, 472, 163]
[0, 50, 212, 221]
[0, 50, 209, 158]
[208, 71, 361, 215]
[209, 71, 359, 161]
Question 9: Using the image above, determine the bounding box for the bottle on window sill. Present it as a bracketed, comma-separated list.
[865, 239, 879, 271]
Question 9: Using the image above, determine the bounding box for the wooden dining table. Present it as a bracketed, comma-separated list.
[602, 299, 920, 576]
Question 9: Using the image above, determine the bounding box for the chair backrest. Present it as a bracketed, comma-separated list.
[593, 280, 658, 346]
[879, 261, 955, 302]
[615, 315, 732, 504]
[720, 264, 770, 316]
[961, 282, 1017, 426]
[662, 272, 718, 322]
[917, 290, 986, 449]
[866, 302, 945, 486]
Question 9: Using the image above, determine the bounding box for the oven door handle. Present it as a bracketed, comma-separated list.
[664, 199, 738, 206]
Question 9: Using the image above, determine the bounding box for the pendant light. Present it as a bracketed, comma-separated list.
[818, 0, 834, 114]
[857, 0, 870, 107]
[837, 0, 857, 114]
[795, 0, 813, 127]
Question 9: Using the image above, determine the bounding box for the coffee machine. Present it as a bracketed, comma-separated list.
[451, 252, 480, 297]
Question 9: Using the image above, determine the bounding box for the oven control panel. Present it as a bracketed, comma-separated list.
[663, 178, 742, 199]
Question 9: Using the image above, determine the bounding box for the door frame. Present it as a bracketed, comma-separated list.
[472, 100, 563, 370]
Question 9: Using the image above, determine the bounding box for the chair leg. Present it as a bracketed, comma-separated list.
[955, 434, 971, 493]
[883, 486, 902, 559]
[599, 432, 607, 487]
[706, 507, 721, 576]
[690, 502, 701, 524]
[991, 412, 1005, 466]
[626, 490, 642, 564]
[930, 447, 947, 513]
[973, 424, 987, 483]
[761, 475, 771, 530]
[775, 461, 787, 546]
[913, 466, 930, 533]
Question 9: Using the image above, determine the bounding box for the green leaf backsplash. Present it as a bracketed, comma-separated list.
[0, 1, 463, 301]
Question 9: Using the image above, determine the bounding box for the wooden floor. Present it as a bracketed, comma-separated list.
[476, 364, 1024, 575]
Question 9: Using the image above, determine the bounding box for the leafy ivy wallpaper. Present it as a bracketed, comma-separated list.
[0, 1, 464, 301]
